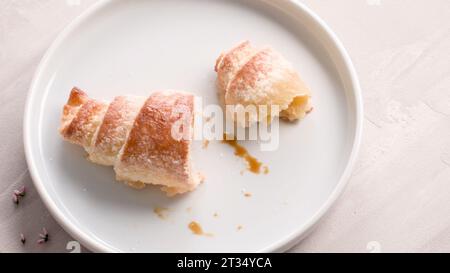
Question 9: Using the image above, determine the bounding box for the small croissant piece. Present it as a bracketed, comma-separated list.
[59, 87, 203, 196]
[215, 41, 312, 127]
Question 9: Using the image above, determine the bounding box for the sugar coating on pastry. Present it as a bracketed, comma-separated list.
[115, 90, 202, 196]
[59, 88, 203, 196]
[89, 96, 145, 166]
[215, 41, 312, 127]
[59, 88, 108, 148]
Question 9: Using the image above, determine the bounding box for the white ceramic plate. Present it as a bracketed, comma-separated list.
[24, 0, 362, 252]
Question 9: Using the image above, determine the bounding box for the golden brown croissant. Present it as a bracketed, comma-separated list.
[215, 41, 312, 126]
[59, 87, 203, 196]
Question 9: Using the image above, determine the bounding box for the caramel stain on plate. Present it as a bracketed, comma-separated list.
[153, 207, 169, 219]
[188, 221, 213, 237]
[222, 134, 268, 174]
[243, 192, 252, 198]
[202, 140, 210, 149]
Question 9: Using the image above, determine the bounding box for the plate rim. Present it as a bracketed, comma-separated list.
[23, 0, 363, 253]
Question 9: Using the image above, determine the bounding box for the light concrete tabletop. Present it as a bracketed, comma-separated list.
[1, 0, 449, 253]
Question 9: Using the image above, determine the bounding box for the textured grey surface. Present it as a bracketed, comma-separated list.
[1, 0, 449, 252]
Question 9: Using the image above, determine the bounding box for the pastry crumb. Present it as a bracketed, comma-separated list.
[188, 221, 213, 237]
[153, 207, 169, 219]
[241, 189, 252, 197]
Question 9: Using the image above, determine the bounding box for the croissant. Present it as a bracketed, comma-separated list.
[215, 41, 312, 127]
[59, 87, 203, 196]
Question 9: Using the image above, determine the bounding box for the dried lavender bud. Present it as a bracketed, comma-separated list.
[12, 194, 19, 205]
[18, 186, 26, 197]
[20, 233, 26, 244]
[12, 186, 26, 205]
[39, 228, 49, 242]
[39, 233, 49, 240]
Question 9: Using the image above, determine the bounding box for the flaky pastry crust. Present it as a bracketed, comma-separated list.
[215, 41, 312, 127]
[59, 88, 202, 196]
